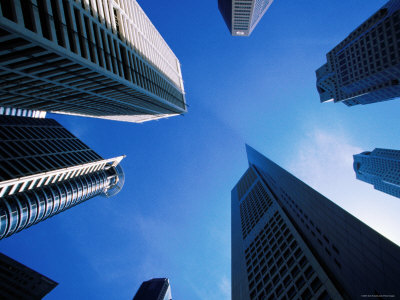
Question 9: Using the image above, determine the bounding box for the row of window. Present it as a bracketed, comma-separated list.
[245, 211, 332, 300]
[0, 148, 101, 181]
[0, 126, 74, 141]
[240, 181, 273, 239]
[335, 7, 389, 52]
[280, 190, 342, 270]
[0, 45, 180, 117]
[333, 10, 400, 86]
[0, 0, 185, 113]
[237, 167, 257, 200]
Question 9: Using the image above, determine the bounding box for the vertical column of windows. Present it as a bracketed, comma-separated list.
[99, 28, 111, 71]
[62, 0, 80, 54]
[0, 0, 17, 22]
[73, 8, 88, 59]
[83, 15, 96, 63]
[106, 33, 117, 74]
[127, 52, 137, 84]
[118, 44, 131, 81]
[49, 0, 66, 47]
[20, 0, 36, 32]
[113, 39, 123, 76]
[91, 23, 105, 68]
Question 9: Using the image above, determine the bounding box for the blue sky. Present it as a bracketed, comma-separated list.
[1, 0, 400, 299]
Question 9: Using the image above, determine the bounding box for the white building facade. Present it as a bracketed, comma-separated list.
[218, 0, 274, 36]
[0, 0, 186, 123]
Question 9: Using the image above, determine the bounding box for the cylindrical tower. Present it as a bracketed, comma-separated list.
[0, 162, 124, 240]
[0, 115, 125, 240]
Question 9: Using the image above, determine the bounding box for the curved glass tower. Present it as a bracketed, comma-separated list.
[0, 115, 125, 240]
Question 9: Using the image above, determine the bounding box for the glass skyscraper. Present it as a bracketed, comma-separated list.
[354, 148, 400, 198]
[232, 145, 400, 300]
[133, 278, 172, 300]
[218, 0, 274, 36]
[316, 0, 400, 106]
[0, 252, 58, 299]
[0, 0, 186, 123]
[0, 115, 125, 240]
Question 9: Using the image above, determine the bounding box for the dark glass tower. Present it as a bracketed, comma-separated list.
[232, 145, 400, 300]
[218, 0, 274, 36]
[0, 115, 125, 240]
[316, 0, 400, 106]
[0, 252, 57, 299]
[353, 148, 400, 198]
[133, 278, 172, 300]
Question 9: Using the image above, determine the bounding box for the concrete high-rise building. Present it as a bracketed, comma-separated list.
[133, 278, 172, 300]
[232, 145, 400, 300]
[218, 0, 274, 36]
[0, 0, 186, 123]
[316, 0, 400, 106]
[0, 115, 125, 240]
[353, 148, 400, 198]
[0, 252, 58, 299]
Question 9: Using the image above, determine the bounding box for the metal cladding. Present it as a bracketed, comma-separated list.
[0, 116, 125, 240]
[0, 0, 186, 123]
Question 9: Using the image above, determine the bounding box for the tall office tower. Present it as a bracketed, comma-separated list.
[0, 115, 125, 240]
[316, 0, 400, 106]
[232, 145, 400, 300]
[133, 278, 172, 300]
[218, 0, 274, 36]
[353, 148, 400, 198]
[0, 0, 186, 123]
[0, 252, 58, 299]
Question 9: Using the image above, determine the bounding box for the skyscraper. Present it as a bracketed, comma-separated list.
[0, 0, 186, 123]
[218, 0, 274, 36]
[353, 148, 400, 198]
[316, 0, 400, 106]
[0, 115, 125, 240]
[232, 145, 400, 300]
[0, 252, 58, 299]
[133, 278, 172, 300]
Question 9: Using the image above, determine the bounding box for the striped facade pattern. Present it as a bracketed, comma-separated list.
[0, 0, 186, 123]
[0, 116, 125, 240]
[218, 0, 273, 36]
[0, 170, 109, 240]
[0, 105, 46, 118]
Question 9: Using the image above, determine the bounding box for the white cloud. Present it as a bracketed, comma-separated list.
[287, 129, 400, 246]
[189, 275, 230, 300]
[218, 276, 231, 299]
[288, 129, 362, 189]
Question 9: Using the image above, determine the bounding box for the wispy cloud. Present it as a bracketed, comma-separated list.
[218, 275, 231, 299]
[287, 128, 400, 245]
[189, 275, 230, 300]
[287, 128, 362, 192]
